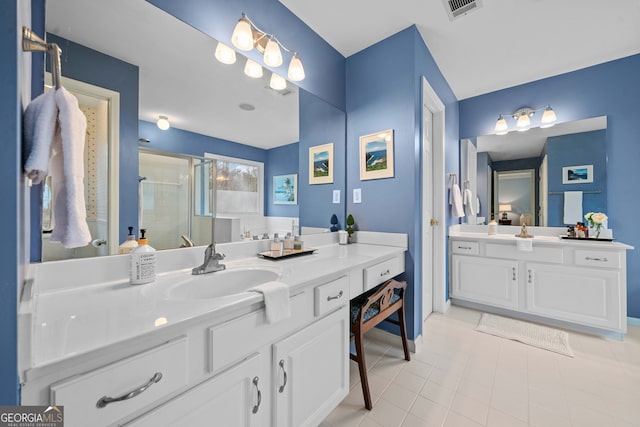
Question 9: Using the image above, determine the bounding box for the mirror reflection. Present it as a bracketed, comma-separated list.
[41, 0, 346, 260]
[463, 116, 607, 227]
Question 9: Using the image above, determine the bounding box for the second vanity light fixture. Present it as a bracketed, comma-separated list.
[214, 13, 305, 90]
[494, 105, 557, 135]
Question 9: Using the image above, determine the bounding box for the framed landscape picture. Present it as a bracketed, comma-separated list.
[273, 174, 297, 204]
[309, 143, 334, 184]
[359, 129, 394, 180]
[562, 164, 593, 184]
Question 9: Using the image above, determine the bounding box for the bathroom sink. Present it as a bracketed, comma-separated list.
[165, 268, 280, 300]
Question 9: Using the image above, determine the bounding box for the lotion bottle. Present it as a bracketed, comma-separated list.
[488, 218, 497, 235]
[130, 229, 156, 285]
[118, 226, 139, 254]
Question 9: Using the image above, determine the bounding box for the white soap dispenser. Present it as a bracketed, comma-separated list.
[118, 226, 139, 254]
[130, 228, 156, 285]
[488, 217, 498, 235]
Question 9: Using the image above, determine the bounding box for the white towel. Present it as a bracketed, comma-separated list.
[563, 191, 583, 225]
[23, 90, 58, 184]
[48, 88, 91, 248]
[248, 281, 291, 324]
[450, 183, 464, 218]
[463, 188, 475, 217]
[516, 238, 533, 252]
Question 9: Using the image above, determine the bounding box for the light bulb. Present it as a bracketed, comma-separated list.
[231, 17, 254, 51]
[495, 115, 508, 135]
[269, 73, 287, 90]
[540, 106, 557, 128]
[157, 115, 170, 130]
[287, 54, 305, 81]
[214, 42, 236, 65]
[516, 113, 530, 132]
[263, 38, 283, 67]
[244, 58, 263, 78]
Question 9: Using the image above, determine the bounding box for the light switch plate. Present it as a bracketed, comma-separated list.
[333, 190, 340, 204]
[353, 188, 362, 204]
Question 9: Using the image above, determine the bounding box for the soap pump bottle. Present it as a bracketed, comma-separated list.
[118, 226, 139, 254]
[130, 228, 156, 285]
[488, 216, 497, 235]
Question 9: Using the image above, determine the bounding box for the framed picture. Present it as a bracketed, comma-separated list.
[273, 174, 297, 204]
[359, 129, 395, 180]
[562, 164, 593, 184]
[309, 143, 333, 184]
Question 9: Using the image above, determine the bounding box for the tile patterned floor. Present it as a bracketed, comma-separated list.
[321, 306, 640, 427]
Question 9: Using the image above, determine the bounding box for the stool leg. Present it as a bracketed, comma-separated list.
[398, 305, 411, 361]
[354, 330, 373, 410]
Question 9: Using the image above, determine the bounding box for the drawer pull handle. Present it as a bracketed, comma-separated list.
[512, 267, 516, 281]
[96, 372, 162, 408]
[327, 290, 344, 301]
[528, 269, 534, 284]
[585, 256, 608, 262]
[458, 246, 472, 250]
[252, 376, 262, 414]
[278, 359, 288, 393]
[380, 269, 391, 277]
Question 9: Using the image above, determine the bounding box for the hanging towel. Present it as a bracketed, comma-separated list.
[449, 177, 465, 218]
[463, 188, 475, 217]
[248, 281, 291, 324]
[563, 191, 583, 225]
[516, 238, 533, 252]
[49, 87, 91, 248]
[23, 90, 58, 184]
[476, 196, 481, 215]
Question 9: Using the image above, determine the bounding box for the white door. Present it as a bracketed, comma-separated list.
[539, 155, 548, 226]
[422, 104, 434, 321]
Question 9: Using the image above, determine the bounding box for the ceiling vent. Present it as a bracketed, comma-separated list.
[443, 0, 483, 21]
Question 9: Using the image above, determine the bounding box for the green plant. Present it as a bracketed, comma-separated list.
[345, 214, 355, 237]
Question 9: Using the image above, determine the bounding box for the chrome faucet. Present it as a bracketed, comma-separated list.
[192, 243, 226, 275]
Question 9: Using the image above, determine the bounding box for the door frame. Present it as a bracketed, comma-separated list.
[421, 76, 447, 316]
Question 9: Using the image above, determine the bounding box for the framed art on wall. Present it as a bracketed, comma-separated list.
[309, 143, 334, 184]
[359, 129, 394, 180]
[273, 174, 297, 204]
[562, 164, 593, 184]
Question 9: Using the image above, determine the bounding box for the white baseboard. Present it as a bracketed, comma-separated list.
[366, 327, 420, 353]
[628, 317, 640, 327]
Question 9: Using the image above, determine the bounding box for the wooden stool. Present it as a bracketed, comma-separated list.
[350, 279, 410, 410]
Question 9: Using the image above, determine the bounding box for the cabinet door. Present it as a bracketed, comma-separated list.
[525, 263, 623, 331]
[126, 353, 264, 427]
[451, 255, 519, 309]
[273, 306, 349, 427]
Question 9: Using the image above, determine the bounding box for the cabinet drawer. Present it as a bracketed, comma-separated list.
[51, 337, 188, 427]
[574, 249, 621, 268]
[363, 256, 403, 291]
[451, 241, 479, 255]
[315, 276, 348, 316]
[486, 243, 563, 263]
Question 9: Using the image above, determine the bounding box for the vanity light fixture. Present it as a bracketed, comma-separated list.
[269, 72, 287, 91]
[230, 13, 305, 82]
[214, 42, 236, 65]
[494, 105, 557, 135]
[157, 115, 170, 131]
[244, 58, 263, 78]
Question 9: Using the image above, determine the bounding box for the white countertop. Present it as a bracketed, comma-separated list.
[22, 240, 405, 370]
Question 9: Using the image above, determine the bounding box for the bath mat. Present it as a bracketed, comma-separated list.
[476, 313, 574, 357]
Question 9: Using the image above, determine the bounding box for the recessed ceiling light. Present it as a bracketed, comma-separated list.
[239, 103, 255, 111]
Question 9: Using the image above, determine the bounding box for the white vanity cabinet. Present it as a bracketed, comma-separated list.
[449, 233, 631, 334]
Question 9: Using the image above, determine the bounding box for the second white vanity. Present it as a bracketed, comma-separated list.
[19, 232, 407, 426]
[449, 225, 633, 335]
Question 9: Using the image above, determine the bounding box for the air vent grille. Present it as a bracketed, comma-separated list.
[443, 0, 483, 21]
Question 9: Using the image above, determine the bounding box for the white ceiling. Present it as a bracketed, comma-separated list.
[46, 0, 299, 149]
[279, 0, 640, 99]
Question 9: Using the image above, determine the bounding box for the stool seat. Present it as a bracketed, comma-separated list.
[350, 279, 410, 410]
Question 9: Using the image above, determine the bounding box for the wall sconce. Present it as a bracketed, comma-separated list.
[214, 42, 236, 65]
[494, 105, 557, 135]
[157, 115, 170, 130]
[229, 13, 305, 82]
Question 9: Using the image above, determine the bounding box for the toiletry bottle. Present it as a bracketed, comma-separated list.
[283, 232, 294, 250]
[293, 235, 303, 250]
[118, 226, 139, 254]
[487, 218, 497, 235]
[130, 229, 156, 285]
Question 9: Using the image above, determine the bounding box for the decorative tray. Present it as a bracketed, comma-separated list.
[561, 236, 614, 242]
[257, 248, 316, 260]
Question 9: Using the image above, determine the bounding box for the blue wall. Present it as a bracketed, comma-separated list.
[346, 26, 459, 339]
[43, 33, 139, 249]
[266, 143, 299, 218]
[460, 54, 640, 318]
[146, 0, 346, 111]
[546, 130, 607, 225]
[298, 89, 346, 230]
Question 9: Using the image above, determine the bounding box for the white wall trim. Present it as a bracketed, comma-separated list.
[366, 327, 421, 353]
[628, 317, 640, 327]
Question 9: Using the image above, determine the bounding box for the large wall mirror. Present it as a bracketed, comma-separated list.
[461, 116, 607, 227]
[39, 0, 346, 261]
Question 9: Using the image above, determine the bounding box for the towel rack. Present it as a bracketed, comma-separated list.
[22, 27, 62, 89]
[549, 190, 601, 195]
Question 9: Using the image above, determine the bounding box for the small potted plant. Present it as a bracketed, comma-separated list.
[345, 214, 355, 243]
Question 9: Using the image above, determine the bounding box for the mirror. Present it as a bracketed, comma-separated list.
[40, 0, 346, 259]
[463, 116, 607, 227]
